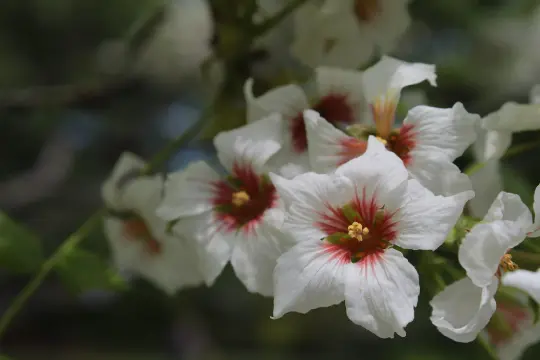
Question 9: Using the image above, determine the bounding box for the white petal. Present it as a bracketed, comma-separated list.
[407, 151, 474, 196]
[172, 212, 234, 286]
[484, 130, 512, 161]
[230, 219, 292, 297]
[102, 152, 146, 209]
[362, 56, 437, 103]
[336, 136, 409, 211]
[315, 67, 367, 123]
[468, 159, 503, 218]
[497, 322, 540, 360]
[304, 109, 359, 173]
[430, 277, 498, 343]
[121, 176, 164, 216]
[156, 161, 220, 220]
[396, 178, 473, 250]
[530, 84, 540, 104]
[459, 220, 525, 288]
[482, 102, 540, 133]
[103, 217, 144, 271]
[344, 248, 419, 338]
[528, 183, 540, 237]
[272, 239, 347, 318]
[213, 113, 283, 173]
[484, 192, 533, 230]
[244, 78, 309, 122]
[405, 103, 480, 162]
[502, 269, 540, 304]
[368, 0, 411, 52]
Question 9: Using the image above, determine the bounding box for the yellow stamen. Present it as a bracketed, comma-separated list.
[500, 254, 518, 272]
[348, 222, 369, 242]
[232, 190, 250, 207]
[375, 136, 388, 146]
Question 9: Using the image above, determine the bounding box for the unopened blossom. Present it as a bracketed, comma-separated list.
[271, 137, 473, 338]
[291, 0, 411, 68]
[431, 191, 537, 342]
[480, 270, 540, 360]
[305, 57, 477, 195]
[157, 114, 289, 296]
[244, 66, 366, 177]
[102, 153, 207, 295]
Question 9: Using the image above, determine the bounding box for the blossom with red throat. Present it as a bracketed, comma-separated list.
[157, 114, 289, 296]
[244, 67, 366, 177]
[270, 137, 473, 338]
[291, 0, 411, 69]
[305, 56, 479, 196]
[102, 153, 208, 295]
[430, 190, 540, 344]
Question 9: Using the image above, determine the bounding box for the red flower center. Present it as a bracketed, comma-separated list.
[291, 94, 355, 153]
[354, 0, 381, 22]
[315, 187, 399, 264]
[338, 125, 417, 166]
[211, 161, 277, 234]
[486, 301, 531, 346]
[122, 217, 162, 255]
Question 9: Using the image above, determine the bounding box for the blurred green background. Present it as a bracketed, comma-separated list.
[1, 0, 540, 359]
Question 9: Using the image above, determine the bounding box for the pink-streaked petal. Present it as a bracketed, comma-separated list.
[272, 239, 347, 318]
[405, 103, 480, 162]
[157, 161, 220, 220]
[244, 78, 309, 122]
[304, 109, 363, 173]
[344, 248, 419, 338]
[430, 277, 498, 343]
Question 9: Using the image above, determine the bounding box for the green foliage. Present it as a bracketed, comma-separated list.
[0, 213, 43, 273]
[55, 248, 127, 294]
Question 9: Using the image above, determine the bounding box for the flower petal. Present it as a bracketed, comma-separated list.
[304, 109, 360, 173]
[272, 239, 347, 318]
[172, 212, 235, 286]
[430, 277, 498, 343]
[156, 161, 220, 220]
[102, 152, 146, 209]
[530, 84, 540, 105]
[497, 322, 540, 360]
[459, 220, 525, 288]
[528, 183, 540, 237]
[482, 102, 540, 133]
[244, 78, 309, 122]
[214, 113, 283, 173]
[336, 136, 409, 211]
[104, 217, 144, 271]
[484, 192, 533, 230]
[468, 159, 503, 218]
[396, 178, 473, 250]
[362, 56, 436, 103]
[405, 103, 480, 162]
[344, 248, 419, 338]
[315, 67, 367, 123]
[502, 269, 540, 304]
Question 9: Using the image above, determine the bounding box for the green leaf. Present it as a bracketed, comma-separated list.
[55, 249, 127, 294]
[0, 213, 43, 273]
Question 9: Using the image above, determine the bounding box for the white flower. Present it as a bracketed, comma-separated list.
[291, 0, 411, 68]
[529, 185, 540, 237]
[157, 114, 289, 296]
[244, 66, 366, 177]
[305, 57, 477, 195]
[102, 153, 206, 295]
[430, 191, 536, 343]
[271, 137, 472, 338]
[482, 270, 540, 360]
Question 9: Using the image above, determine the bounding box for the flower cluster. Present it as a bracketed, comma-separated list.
[98, 2, 540, 359]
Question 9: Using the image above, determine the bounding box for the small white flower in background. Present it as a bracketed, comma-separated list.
[305, 56, 477, 195]
[157, 114, 290, 296]
[291, 0, 411, 69]
[480, 270, 540, 360]
[244, 66, 366, 177]
[102, 153, 207, 295]
[271, 137, 473, 338]
[430, 189, 540, 343]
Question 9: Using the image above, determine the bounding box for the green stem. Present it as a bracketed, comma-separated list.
[0, 209, 105, 338]
[254, 0, 311, 36]
[0, 101, 215, 339]
[476, 336, 498, 360]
